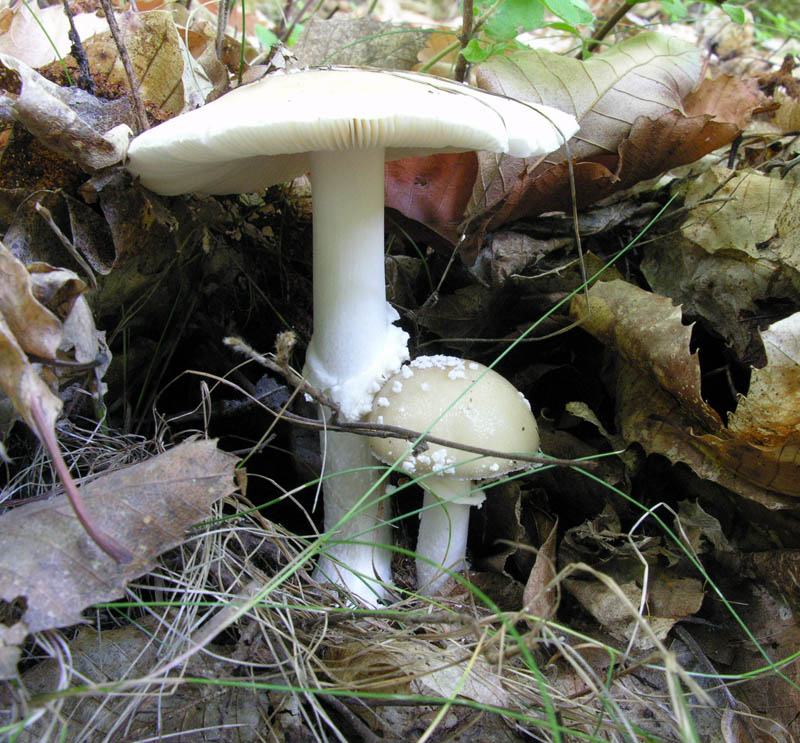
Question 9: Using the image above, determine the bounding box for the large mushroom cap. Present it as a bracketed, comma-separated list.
[125, 68, 579, 195]
[368, 355, 540, 481]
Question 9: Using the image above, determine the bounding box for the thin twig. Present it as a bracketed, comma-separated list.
[98, 0, 148, 132]
[224, 336, 598, 470]
[453, 0, 473, 83]
[580, 0, 630, 58]
[60, 0, 93, 93]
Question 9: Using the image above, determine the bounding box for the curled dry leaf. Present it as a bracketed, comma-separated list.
[0, 54, 132, 170]
[522, 515, 558, 628]
[0, 439, 239, 635]
[570, 280, 800, 501]
[0, 242, 63, 435]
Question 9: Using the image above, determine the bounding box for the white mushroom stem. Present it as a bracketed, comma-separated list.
[305, 148, 408, 604]
[416, 477, 484, 596]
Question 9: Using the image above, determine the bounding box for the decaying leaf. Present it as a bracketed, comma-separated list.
[326, 638, 507, 708]
[522, 515, 558, 627]
[15, 618, 268, 739]
[293, 17, 429, 69]
[386, 32, 762, 264]
[0, 439, 239, 634]
[0, 54, 132, 170]
[564, 570, 704, 650]
[415, 284, 493, 343]
[0, 622, 26, 680]
[681, 166, 800, 272]
[570, 280, 800, 501]
[83, 10, 185, 116]
[0, 242, 64, 435]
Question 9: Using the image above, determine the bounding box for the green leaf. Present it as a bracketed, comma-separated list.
[720, 3, 746, 24]
[461, 38, 493, 63]
[254, 24, 280, 49]
[660, 0, 687, 19]
[484, 0, 545, 41]
[543, 0, 594, 26]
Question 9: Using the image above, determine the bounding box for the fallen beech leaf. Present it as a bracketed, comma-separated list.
[293, 17, 429, 69]
[681, 166, 800, 273]
[469, 33, 701, 225]
[0, 54, 132, 170]
[571, 281, 800, 499]
[83, 10, 185, 115]
[0, 439, 239, 634]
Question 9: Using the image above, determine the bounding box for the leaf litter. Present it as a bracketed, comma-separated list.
[0, 0, 800, 740]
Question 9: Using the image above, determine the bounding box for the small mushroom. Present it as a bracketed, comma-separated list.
[368, 355, 540, 596]
[125, 68, 575, 603]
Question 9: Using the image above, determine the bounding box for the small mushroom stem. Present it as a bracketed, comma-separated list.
[305, 148, 408, 604]
[416, 477, 477, 596]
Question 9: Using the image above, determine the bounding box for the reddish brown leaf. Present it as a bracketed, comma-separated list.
[385, 152, 477, 244]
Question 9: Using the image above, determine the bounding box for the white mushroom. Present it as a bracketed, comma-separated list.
[369, 355, 540, 596]
[125, 68, 576, 604]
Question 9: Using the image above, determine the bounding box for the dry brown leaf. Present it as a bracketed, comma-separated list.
[570, 278, 722, 431]
[570, 280, 800, 500]
[0, 622, 27, 680]
[293, 17, 429, 69]
[15, 618, 268, 738]
[564, 570, 704, 650]
[640, 234, 800, 359]
[466, 33, 701, 240]
[0, 439, 239, 634]
[326, 638, 507, 708]
[522, 516, 558, 627]
[681, 166, 800, 273]
[83, 10, 185, 115]
[385, 152, 477, 244]
[0, 243, 64, 435]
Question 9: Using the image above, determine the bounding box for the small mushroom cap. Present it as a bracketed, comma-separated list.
[368, 355, 539, 481]
[125, 68, 579, 195]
